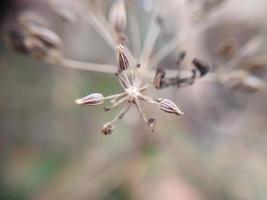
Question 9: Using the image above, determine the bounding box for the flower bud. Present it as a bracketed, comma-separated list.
[101, 122, 115, 135]
[158, 99, 184, 116]
[154, 67, 166, 89]
[109, 0, 127, 33]
[116, 44, 129, 73]
[75, 93, 104, 105]
[147, 118, 156, 132]
[192, 58, 209, 77]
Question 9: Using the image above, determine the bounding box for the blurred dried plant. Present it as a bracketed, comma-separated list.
[6, 0, 213, 134]
[5, 0, 267, 135]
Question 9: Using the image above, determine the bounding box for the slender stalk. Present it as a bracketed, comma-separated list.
[58, 58, 116, 73]
[139, 12, 160, 69]
[149, 7, 224, 69]
[128, 4, 142, 57]
[84, 10, 116, 50]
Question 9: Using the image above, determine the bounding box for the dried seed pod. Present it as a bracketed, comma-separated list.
[101, 122, 115, 135]
[18, 11, 49, 28]
[176, 51, 186, 66]
[75, 93, 104, 105]
[8, 28, 29, 55]
[158, 99, 184, 116]
[147, 118, 156, 132]
[24, 36, 47, 60]
[116, 44, 129, 73]
[109, 0, 127, 33]
[27, 24, 62, 49]
[154, 67, 166, 89]
[192, 58, 210, 77]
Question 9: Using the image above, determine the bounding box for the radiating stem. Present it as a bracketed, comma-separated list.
[84, 10, 116, 50]
[139, 12, 160, 69]
[134, 98, 148, 123]
[58, 58, 116, 73]
[128, 3, 142, 57]
[149, 6, 224, 69]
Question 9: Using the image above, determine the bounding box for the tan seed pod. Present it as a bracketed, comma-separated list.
[109, 0, 127, 33]
[116, 44, 129, 73]
[101, 122, 115, 135]
[27, 24, 63, 49]
[8, 28, 29, 55]
[75, 93, 104, 105]
[158, 99, 184, 116]
[147, 118, 156, 132]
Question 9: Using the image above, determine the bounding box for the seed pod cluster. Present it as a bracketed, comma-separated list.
[8, 11, 62, 62]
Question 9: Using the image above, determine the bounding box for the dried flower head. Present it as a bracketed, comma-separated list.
[8, 1, 212, 134]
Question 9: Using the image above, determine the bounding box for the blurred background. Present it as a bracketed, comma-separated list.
[1, 0, 267, 200]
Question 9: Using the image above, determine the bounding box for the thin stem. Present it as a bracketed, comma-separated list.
[59, 58, 116, 73]
[84, 10, 116, 50]
[149, 7, 224, 69]
[128, 4, 142, 57]
[134, 98, 148, 123]
[118, 103, 131, 120]
[139, 12, 160, 69]
[103, 92, 126, 101]
[109, 96, 128, 110]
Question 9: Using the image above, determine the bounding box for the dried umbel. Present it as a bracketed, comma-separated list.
[76, 43, 184, 134]
[8, 1, 213, 134]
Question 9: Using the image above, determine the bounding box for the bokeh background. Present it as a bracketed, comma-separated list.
[1, 0, 267, 200]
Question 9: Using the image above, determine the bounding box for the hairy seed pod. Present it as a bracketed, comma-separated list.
[158, 99, 184, 116]
[109, 0, 127, 33]
[192, 58, 210, 77]
[75, 93, 104, 105]
[116, 44, 129, 73]
[101, 122, 115, 135]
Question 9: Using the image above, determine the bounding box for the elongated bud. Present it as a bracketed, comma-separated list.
[116, 44, 129, 73]
[101, 122, 115, 135]
[28, 25, 63, 49]
[158, 99, 184, 116]
[147, 118, 156, 132]
[75, 93, 104, 105]
[192, 58, 210, 77]
[154, 67, 166, 89]
[109, 0, 127, 33]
